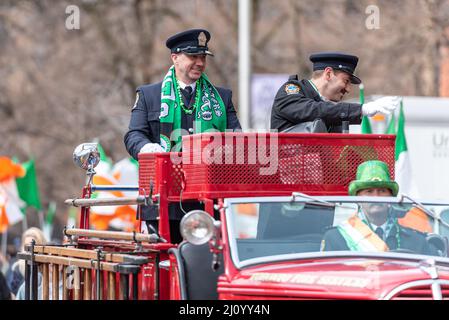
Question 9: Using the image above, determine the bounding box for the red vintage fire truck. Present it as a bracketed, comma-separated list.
[19, 133, 449, 300]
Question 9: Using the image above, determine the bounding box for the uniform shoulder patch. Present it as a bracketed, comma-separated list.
[284, 83, 301, 95]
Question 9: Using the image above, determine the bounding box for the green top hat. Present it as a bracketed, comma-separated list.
[348, 160, 399, 196]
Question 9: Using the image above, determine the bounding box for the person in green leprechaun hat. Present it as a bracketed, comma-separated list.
[321, 160, 436, 255]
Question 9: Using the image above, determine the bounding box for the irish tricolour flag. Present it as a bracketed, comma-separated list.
[89, 143, 139, 231]
[386, 100, 420, 197]
[0, 158, 42, 232]
[0, 157, 25, 232]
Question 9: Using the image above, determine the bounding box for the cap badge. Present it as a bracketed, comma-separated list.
[198, 32, 207, 47]
[285, 83, 300, 95]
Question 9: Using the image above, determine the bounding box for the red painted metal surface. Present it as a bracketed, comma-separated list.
[217, 258, 449, 300]
[79, 185, 92, 229]
[138, 153, 183, 201]
[68, 133, 449, 300]
[138, 133, 396, 201]
[168, 253, 181, 300]
[182, 133, 395, 198]
[78, 133, 441, 300]
[393, 286, 449, 300]
[135, 133, 401, 300]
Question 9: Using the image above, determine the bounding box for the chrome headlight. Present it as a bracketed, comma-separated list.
[180, 210, 216, 245]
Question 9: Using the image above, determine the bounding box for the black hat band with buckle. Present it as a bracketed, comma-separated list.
[173, 45, 212, 56]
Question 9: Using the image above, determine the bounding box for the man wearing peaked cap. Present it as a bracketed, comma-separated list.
[124, 28, 241, 242]
[309, 52, 361, 85]
[270, 51, 401, 133]
[125, 28, 240, 159]
[166, 28, 214, 56]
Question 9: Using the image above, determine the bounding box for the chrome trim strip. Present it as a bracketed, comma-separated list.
[224, 196, 449, 206]
[381, 279, 449, 300]
[237, 250, 449, 269]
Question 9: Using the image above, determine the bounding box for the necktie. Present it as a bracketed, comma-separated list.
[182, 86, 193, 104]
[375, 227, 384, 240]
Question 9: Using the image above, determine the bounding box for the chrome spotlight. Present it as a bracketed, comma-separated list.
[73, 143, 100, 170]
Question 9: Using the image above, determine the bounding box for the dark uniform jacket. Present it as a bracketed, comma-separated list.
[124, 81, 241, 222]
[270, 76, 363, 133]
[124, 81, 241, 160]
[321, 224, 436, 255]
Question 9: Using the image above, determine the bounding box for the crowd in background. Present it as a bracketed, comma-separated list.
[0, 227, 49, 300]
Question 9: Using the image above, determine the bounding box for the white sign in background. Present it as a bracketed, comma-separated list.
[406, 127, 449, 200]
[251, 74, 288, 130]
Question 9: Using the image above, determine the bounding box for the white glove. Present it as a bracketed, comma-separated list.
[362, 96, 401, 117]
[139, 143, 164, 153]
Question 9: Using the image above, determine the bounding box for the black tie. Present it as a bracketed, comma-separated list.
[375, 227, 384, 240]
[182, 86, 193, 103]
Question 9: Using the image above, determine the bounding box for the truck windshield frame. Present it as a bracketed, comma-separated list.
[224, 196, 449, 269]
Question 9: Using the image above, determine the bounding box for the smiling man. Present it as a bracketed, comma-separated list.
[124, 29, 241, 242]
[124, 28, 241, 158]
[270, 52, 401, 133]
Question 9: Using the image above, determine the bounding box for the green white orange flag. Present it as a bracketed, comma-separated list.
[112, 157, 138, 188]
[360, 84, 373, 134]
[386, 110, 396, 135]
[386, 100, 420, 197]
[89, 143, 138, 231]
[89, 143, 119, 229]
[109, 157, 139, 231]
[16, 159, 41, 211]
[0, 157, 26, 232]
[361, 115, 373, 134]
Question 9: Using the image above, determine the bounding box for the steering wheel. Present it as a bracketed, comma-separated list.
[426, 234, 448, 257]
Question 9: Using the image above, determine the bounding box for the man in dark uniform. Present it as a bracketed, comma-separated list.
[124, 29, 241, 242]
[125, 28, 241, 158]
[271, 52, 401, 133]
[321, 161, 436, 255]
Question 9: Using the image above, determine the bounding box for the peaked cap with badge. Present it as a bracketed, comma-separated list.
[309, 52, 361, 85]
[166, 28, 214, 56]
[348, 160, 399, 196]
[125, 28, 241, 228]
